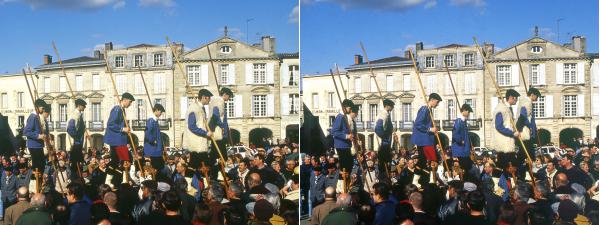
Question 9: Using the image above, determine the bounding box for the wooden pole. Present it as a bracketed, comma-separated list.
[22, 68, 42, 193]
[135, 65, 167, 160]
[514, 47, 543, 148]
[166, 37, 190, 94]
[206, 44, 235, 147]
[334, 64, 347, 99]
[444, 64, 476, 163]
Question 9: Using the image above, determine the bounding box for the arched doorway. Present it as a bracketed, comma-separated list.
[285, 124, 299, 144]
[160, 132, 170, 147]
[436, 133, 449, 149]
[468, 132, 480, 147]
[57, 133, 67, 151]
[538, 129, 551, 146]
[560, 128, 583, 149]
[249, 128, 273, 148]
[229, 129, 241, 145]
[400, 133, 413, 149]
[91, 134, 104, 151]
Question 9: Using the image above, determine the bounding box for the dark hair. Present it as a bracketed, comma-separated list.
[467, 190, 485, 211]
[90, 202, 110, 224]
[67, 182, 84, 200]
[192, 202, 212, 224]
[527, 207, 552, 225]
[448, 180, 464, 192]
[499, 202, 517, 224]
[142, 180, 158, 191]
[97, 184, 112, 200]
[373, 182, 390, 200]
[161, 190, 181, 211]
[395, 202, 415, 223]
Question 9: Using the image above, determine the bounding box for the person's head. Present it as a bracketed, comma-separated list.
[153, 104, 165, 117]
[409, 192, 423, 211]
[90, 202, 110, 224]
[546, 160, 556, 172]
[17, 163, 27, 174]
[66, 182, 84, 203]
[407, 159, 415, 169]
[555, 172, 569, 188]
[372, 182, 390, 203]
[337, 193, 351, 206]
[499, 202, 516, 224]
[17, 186, 29, 201]
[41, 104, 51, 119]
[220, 87, 234, 101]
[254, 154, 266, 167]
[349, 105, 359, 119]
[227, 182, 243, 199]
[285, 159, 295, 171]
[313, 166, 322, 176]
[383, 99, 395, 111]
[103, 192, 117, 210]
[120, 92, 135, 108]
[75, 98, 87, 112]
[558, 199, 579, 222]
[141, 180, 158, 198]
[324, 186, 336, 200]
[560, 154, 573, 168]
[534, 180, 551, 199]
[460, 103, 473, 118]
[34, 99, 46, 113]
[513, 182, 531, 203]
[504, 89, 520, 105]
[527, 87, 541, 101]
[192, 202, 212, 224]
[161, 190, 182, 212]
[30, 193, 45, 208]
[447, 180, 463, 198]
[238, 158, 249, 172]
[341, 99, 354, 114]
[579, 161, 589, 172]
[254, 199, 274, 222]
[248, 172, 262, 188]
[176, 161, 187, 174]
[198, 89, 213, 105]
[208, 184, 225, 202]
[272, 161, 281, 172]
[428, 93, 442, 108]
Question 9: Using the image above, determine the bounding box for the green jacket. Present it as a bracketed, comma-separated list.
[15, 206, 53, 225]
[321, 206, 358, 225]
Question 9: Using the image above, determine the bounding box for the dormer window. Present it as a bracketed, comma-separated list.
[531, 46, 542, 53]
[220, 46, 232, 54]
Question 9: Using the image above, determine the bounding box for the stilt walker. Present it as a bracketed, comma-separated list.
[444, 64, 474, 174]
[136, 65, 167, 171]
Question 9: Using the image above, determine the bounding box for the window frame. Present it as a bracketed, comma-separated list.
[114, 56, 124, 68]
[253, 63, 267, 84]
[134, 54, 144, 67]
[252, 95, 267, 117]
[153, 53, 164, 67]
[464, 53, 474, 67]
[563, 95, 577, 117]
[496, 65, 512, 86]
[425, 56, 435, 68]
[563, 63, 577, 84]
[443, 54, 455, 67]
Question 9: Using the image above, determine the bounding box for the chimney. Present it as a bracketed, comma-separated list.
[105, 42, 113, 51]
[483, 43, 495, 57]
[43, 54, 52, 64]
[416, 42, 424, 51]
[261, 36, 276, 52]
[174, 42, 185, 56]
[93, 50, 104, 59]
[572, 36, 586, 53]
[354, 54, 363, 64]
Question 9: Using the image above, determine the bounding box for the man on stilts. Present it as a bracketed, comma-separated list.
[491, 89, 521, 174]
[208, 87, 233, 180]
[144, 104, 166, 171]
[516, 87, 541, 179]
[24, 99, 50, 174]
[331, 99, 354, 178]
[66, 99, 88, 179]
[183, 89, 213, 174]
[412, 93, 442, 170]
[375, 99, 394, 180]
[451, 104, 474, 173]
[105, 93, 135, 168]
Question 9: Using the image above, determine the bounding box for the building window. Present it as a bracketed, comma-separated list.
[312, 93, 319, 109]
[369, 104, 378, 122]
[137, 99, 146, 120]
[497, 65, 512, 86]
[134, 55, 144, 67]
[154, 98, 164, 106]
[464, 53, 474, 66]
[386, 75, 394, 92]
[92, 103, 101, 121]
[220, 46, 231, 53]
[356, 105, 363, 122]
[328, 92, 335, 108]
[403, 74, 411, 91]
[116, 74, 127, 94]
[17, 92, 24, 108]
[188, 66, 201, 86]
[563, 95, 577, 117]
[329, 116, 336, 127]
[289, 65, 299, 86]
[402, 103, 412, 122]
[59, 76, 66, 92]
[253, 63, 267, 84]
[115, 56, 124, 68]
[532, 96, 545, 118]
[0, 93, 7, 108]
[154, 73, 166, 94]
[531, 46, 542, 53]
[92, 73, 100, 90]
[59, 104, 67, 122]
[290, 94, 299, 114]
[252, 95, 267, 117]
[225, 97, 235, 118]
[443, 54, 455, 67]
[370, 77, 377, 92]
[75, 75, 83, 91]
[529, 64, 540, 85]
[354, 77, 362, 93]
[220, 64, 229, 85]
[44, 77, 51, 93]
[425, 56, 435, 68]
[447, 99, 455, 120]
[564, 63, 577, 84]
[153, 53, 164, 66]
[18, 116, 24, 128]
[135, 76, 144, 94]
[464, 99, 476, 119]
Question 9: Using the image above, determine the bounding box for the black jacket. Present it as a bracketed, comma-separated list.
[132, 196, 154, 223]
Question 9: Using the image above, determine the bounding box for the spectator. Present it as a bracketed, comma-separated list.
[4, 186, 30, 225]
[322, 193, 358, 225]
[66, 182, 91, 225]
[1, 166, 18, 212]
[410, 192, 436, 225]
[372, 182, 395, 225]
[15, 193, 51, 225]
[143, 190, 191, 225]
[249, 199, 274, 225]
[206, 184, 227, 225]
[103, 192, 129, 225]
[191, 202, 211, 225]
[310, 186, 337, 225]
[132, 180, 158, 223]
[309, 166, 326, 207]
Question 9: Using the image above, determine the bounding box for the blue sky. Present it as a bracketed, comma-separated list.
[0, 0, 299, 74]
[301, 0, 599, 75]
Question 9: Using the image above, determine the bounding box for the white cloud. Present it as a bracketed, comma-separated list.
[112, 0, 125, 9]
[289, 5, 299, 24]
[315, 0, 429, 11]
[16, 0, 125, 10]
[450, 0, 485, 7]
[138, 0, 174, 7]
[424, 0, 436, 9]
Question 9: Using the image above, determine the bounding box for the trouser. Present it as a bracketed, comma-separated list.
[189, 151, 210, 170]
[109, 145, 130, 168]
[517, 139, 536, 179]
[29, 148, 45, 172]
[457, 156, 473, 172]
[497, 152, 518, 171]
[70, 143, 84, 178]
[416, 146, 436, 169]
[336, 147, 353, 173]
[150, 156, 165, 171]
[210, 140, 226, 180]
[378, 143, 391, 180]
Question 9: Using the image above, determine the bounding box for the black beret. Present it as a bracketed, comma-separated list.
[313, 166, 322, 172]
[342, 99, 354, 108]
[220, 87, 234, 98]
[198, 89, 213, 98]
[350, 105, 359, 113]
[34, 99, 47, 108]
[383, 99, 395, 107]
[504, 89, 520, 99]
[75, 98, 87, 107]
[43, 104, 52, 113]
[153, 104, 165, 113]
[429, 93, 442, 101]
[527, 87, 542, 97]
[461, 104, 473, 112]
[121, 92, 135, 101]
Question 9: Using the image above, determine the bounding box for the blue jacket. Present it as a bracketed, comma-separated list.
[66, 113, 85, 145]
[143, 117, 163, 157]
[451, 117, 471, 158]
[498, 173, 513, 201]
[188, 112, 208, 136]
[331, 113, 352, 149]
[520, 107, 537, 137]
[373, 200, 396, 225]
[104, 105, 128, 146]
[495, 113, 514, 137]
[411, 106, 435, 146]
[24, 113, 47, 149]
[211, 106, 229, 138]
[68, 200, 91, 225]
[375, 112, 393, 145]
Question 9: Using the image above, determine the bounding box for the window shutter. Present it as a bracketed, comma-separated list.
[539, 63, 546, 85]
[490, 97, 499, 116]
[228, 64, 236, 85]
[245, 63, 253, 84]
[355, 77, 362, 93]
[577, 94, 585, 117]
[281, 63, 289, 87]
[266, 62, 275, 84]
[556, 63, 564, 84]
[179, 97, 188, 119]
[234, 95, 243, 118]
[267, 94, 274, 117]
[545, 95, 553, 118]
[281, 93, 289, 116]
[511, 64, 520, 86]
[577, 62, 585, 84]
[593, 93, 599, 116]
[201, 65, 209, 86]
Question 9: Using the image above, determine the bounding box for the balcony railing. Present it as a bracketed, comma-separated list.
[366, 121, 375, 130]
[88, 121, 104, 131]
[56, 121, 68, 131]
[158, 119, 171, 130]
[355, 121, 365, 131]
[132, 118, 171, 131]
[46, 121, 54, 131]
[442, 118, 482, 131]
[442, 120, 455, 131]
[398, 121, 413, 131]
